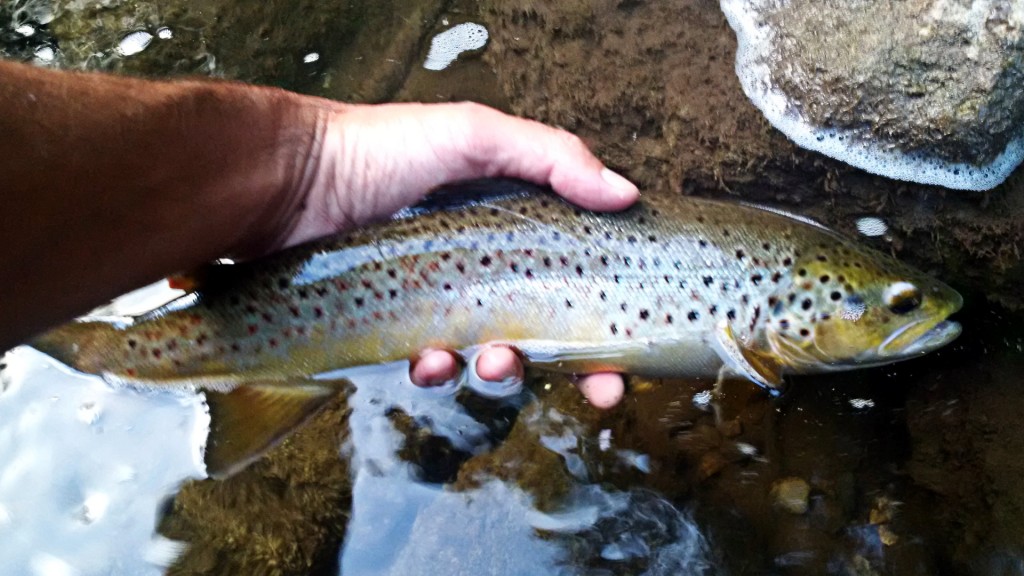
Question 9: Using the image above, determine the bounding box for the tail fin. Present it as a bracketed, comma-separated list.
[30, 320, 118, 372]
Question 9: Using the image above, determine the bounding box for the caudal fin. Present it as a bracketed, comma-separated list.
[30, 320, 118, 371]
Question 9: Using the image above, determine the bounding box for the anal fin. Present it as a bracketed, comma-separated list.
[203, 377, 351, 479]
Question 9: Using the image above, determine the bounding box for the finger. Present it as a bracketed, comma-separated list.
[474, 345, 524, 383]
[435, 103, 640, 211]
[575, 373, 625, 409]
[409, 348, 461, 387]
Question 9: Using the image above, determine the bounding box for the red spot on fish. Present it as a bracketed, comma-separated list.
[268, 338, 278, 348]
[189, 315, 203, 326]
[261, 312, 273, 323]
[440, 252, 451, 261]
[374, 291, 384, 300]
[126, 368, 137, 377]
[315, 286, 328, 297]
[387, 269, 397, 278]
[167, 340, 178, 351]
[313, 306, 324, 318]
[152, 349, 162, 359]
[289, 306, 301, 317]
[373, 311, 384, 321]
[346, 319, 357, 329]
[456, 262, 466, 273]
[296, 326, 305, 336]
[248, 324, 258, 335]
[361, 279, 373, 289]
[196, 334, 208, 346]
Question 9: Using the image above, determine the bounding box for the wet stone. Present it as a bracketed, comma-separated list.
[722, 0, 1024, 190]
[770, 476, 811, 515]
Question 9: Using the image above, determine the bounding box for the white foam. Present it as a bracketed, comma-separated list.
[423, 23, 488, 71]
[720, 0, 1024, 190]
[855, 216, 888, 237]
[116, 31, 153, 57]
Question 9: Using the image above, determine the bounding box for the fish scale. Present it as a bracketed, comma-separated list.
[31, 179, 962, 477]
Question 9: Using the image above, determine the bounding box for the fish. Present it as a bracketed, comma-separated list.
[30, 179, 962, 477]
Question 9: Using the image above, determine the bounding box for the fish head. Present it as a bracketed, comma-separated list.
[765, 242, 962, 372]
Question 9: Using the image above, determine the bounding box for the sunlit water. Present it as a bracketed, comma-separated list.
[4, 1, 1024, 575]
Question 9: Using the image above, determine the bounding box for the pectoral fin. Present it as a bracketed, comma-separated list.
[712, 321, 784, 390]
[203, 377, 351, 479]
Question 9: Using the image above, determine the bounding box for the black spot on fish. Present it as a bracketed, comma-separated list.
[443, 283, 452, 291]
[610, 323, 618, 335]
[798, 268, 807, 277]
[389, 289, 398, 299]
[621, 302, 628, 311]
[722, 229, 731, 237]
[819, 275, 830, 284]
[566, 300, 573, 308]
[277, 277, 289, 289]
[648, 235, 657, 242]
[583, 225, 592, 234]
[703, 276, 714, 287]
[688, 310, 699, 321]
[699, 239, 708, 248]
[751, 274, 763, 285]
[779, 319, 790, 329]
[666, 314, 674, 324]
[525, 269, 534, 279]
[477, 299, 483, 307]
[801, 298, 812, 310]
[599, 291, 607, 301]
[799, 328, 810, 337]
[709, 305, 718, 315]
[543, 256, 552, 267]
[736, 249, 745, 260]
[480, 255, 492, 266]
[783, 257, 793, 266]
[440, 252, 451, 261]
[627, 235, 637, 244]
[456, 262, 466, 273]
[830, 291, 842, 301]
[623, 256, 632, 267]
[354, 298, 365, 307]
[639, 309, 650, 320]
[387, 269, 397, 279]
[576, 265, 584, 277]
[128, 339, 137, 349]
[771, 272, 782, 283]
[727, 309, 737, 320]
[762, 242, 771, 250]
[510, 262, 519, 273]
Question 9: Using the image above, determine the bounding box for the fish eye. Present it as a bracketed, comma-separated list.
[885, 282, 922, 315]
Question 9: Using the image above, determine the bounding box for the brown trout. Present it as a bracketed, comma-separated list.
[31, 179, 962, 477]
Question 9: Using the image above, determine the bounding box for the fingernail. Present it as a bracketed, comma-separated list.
[600, 167, 639, 199]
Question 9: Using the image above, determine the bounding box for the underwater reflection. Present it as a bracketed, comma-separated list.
[338, 364, 716, 575]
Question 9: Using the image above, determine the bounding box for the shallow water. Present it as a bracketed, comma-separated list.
[3, 1, 1024, 575]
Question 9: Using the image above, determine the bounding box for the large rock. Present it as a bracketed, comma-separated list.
[721, 0, 1024, 190]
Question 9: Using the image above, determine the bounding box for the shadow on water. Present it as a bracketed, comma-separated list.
[4, 0, 1024, 575]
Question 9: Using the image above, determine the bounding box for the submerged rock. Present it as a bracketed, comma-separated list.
[721, 0, 1024, 190]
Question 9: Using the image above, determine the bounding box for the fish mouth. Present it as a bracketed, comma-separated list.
[879, 318, 962, 359]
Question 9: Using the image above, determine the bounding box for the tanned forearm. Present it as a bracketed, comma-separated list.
[0, 60, 328, 350]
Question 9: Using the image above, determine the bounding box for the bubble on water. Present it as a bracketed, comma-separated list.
[855, 217, 888, 237]
[692, 390, 713, 409]
[423, 23, 488, 71]
[156, 27, 173, 40]
[15, 24, 35, 37]
[33, 45, 54, 62]
[116, 31, 153, 57]
[849, 398, 876, 410]
[303, 52, 319, 63]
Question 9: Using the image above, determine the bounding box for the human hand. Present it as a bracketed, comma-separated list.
[287, 102, 637, 408]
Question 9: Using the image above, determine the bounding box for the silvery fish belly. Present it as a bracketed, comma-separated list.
[30, 179, 962, 477]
